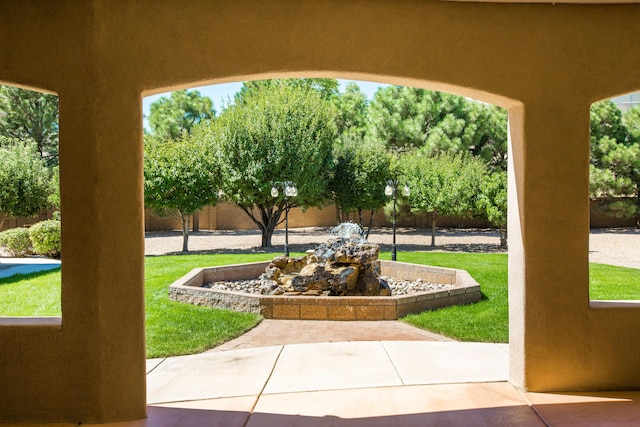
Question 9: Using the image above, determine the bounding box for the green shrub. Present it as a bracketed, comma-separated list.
[29, 220, 61, 258]
[0, 227, 33, 257]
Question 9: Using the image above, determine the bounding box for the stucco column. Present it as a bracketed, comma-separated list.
[0, 82, 147, 422]
[58, 83, 147, 420]
[508, 99, 592, 391]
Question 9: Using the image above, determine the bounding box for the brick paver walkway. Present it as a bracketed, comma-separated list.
[209, 319, 454, 352]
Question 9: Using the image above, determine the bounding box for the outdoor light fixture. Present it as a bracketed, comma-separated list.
[385, 179, 410, 261]
[271, 181, 297, 256]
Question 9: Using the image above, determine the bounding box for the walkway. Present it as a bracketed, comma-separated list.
[209, 319, 455, 351]
[140, 339, 640, 426]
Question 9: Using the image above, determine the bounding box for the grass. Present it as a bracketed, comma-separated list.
[393, 252, 640, 343]
[0, 253, 275, 358]
[143, 253, 274, 357]
[390, 252, 510, 343]
[588, 263, 640, 300]
[0, 269, 62, 315]
[1, 252, 638, 354]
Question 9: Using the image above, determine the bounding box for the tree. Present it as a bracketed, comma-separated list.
[0, 138, 52, 228]
[0, 85, 59, 165]
[329, 132, 391, 238]
[366, 86, 431, 152]
[148, 89, 215, 141]
[235, 78, 339, 105]
[473, 104, 508, 172]
[401, 152, 486, 246]
[590, 100, 628, 149]
[48, 166, 61, 220]
[330, 82, 381, 228]
[477, 171, 508, 247]
[622, 104, 640, 143]
[143, 132, 221, 252]
[208, 83, 336, 247]
[589, 101, 640, 223]
[333, 82, 369, 139]
[367, 86, 508, 170]
[147, 89, 216, 232]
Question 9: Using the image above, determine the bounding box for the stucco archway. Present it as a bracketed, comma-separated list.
[2, 0, 640, 423]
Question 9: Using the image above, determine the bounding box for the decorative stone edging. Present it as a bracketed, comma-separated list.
[168, 260, 481, 320]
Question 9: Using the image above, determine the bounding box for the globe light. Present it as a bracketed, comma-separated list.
[285, 182, 297, 198]
[384, 179, 409, 261]
[385, 184, 393, 196]
[272, 181, 298, 257]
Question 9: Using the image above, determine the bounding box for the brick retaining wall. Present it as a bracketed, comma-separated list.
[169, 260, 481, 320]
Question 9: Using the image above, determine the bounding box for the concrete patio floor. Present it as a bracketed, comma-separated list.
[92, 341, 637, 426]
[2, 339, 639, 425]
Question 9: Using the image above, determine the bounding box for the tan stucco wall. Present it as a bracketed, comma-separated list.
[144, 204, 488, 231]
[1, 0, 640, 423]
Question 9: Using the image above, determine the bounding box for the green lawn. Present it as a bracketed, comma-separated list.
[0, 254, 274, 358]
[391, 252, 510, 343]
[143, 254, 273, 357]
[1, 252, 639, 355]
[394, 252, 640, 343]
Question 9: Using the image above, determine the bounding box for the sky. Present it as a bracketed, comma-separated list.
[141, 79, 388, 129]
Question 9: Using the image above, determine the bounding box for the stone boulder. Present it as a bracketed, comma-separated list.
[258, 236, 388, 296]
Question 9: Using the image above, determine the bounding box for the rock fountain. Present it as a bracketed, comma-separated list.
[168, 223, 482, 320]
[256, 223, 390, 297]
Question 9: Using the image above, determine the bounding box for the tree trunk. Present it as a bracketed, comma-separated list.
[180, 212, 190, 252]
[236, 203, 284, 248]
[431, 215, 437, 247]
[365, 209, 375, 240]
[499, 224, 508, 248]
[637, 191, 640, 228]
[357, 208, 364, 230]
[335, 207, 342, 225]
[262, 226, 274, 247]
[192, 212, 199, 232]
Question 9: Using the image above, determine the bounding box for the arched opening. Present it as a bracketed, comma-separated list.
[140, 78, 515, 404]
[588, 92, 640, 301]
[0, 83, 61, 318]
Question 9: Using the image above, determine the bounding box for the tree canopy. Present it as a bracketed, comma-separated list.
[330, 132, 391, 237]
[148, 89, 215, 141]
[234, 78, 339, 105]
[366, 86, 507, 171]
[0, 85, 59, 165]
[0, 138, 52, 226]
[477, 171, 508, 247]
[208, 83, 336, 247]
[333, 82, 369, 140]
[143, 132, 221, 251]
[401, 152, 487, 246]
[589, 101, 640, 222]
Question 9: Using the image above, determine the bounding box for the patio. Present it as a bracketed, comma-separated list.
[8, 340, 634, 426]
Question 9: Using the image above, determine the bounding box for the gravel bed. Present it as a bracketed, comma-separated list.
[145, 227, 640, 270]
[204, 275, 455, 296]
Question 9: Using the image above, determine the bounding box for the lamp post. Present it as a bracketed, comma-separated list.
[385, 179, 410, 261]
[271, 181, 298, 257]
